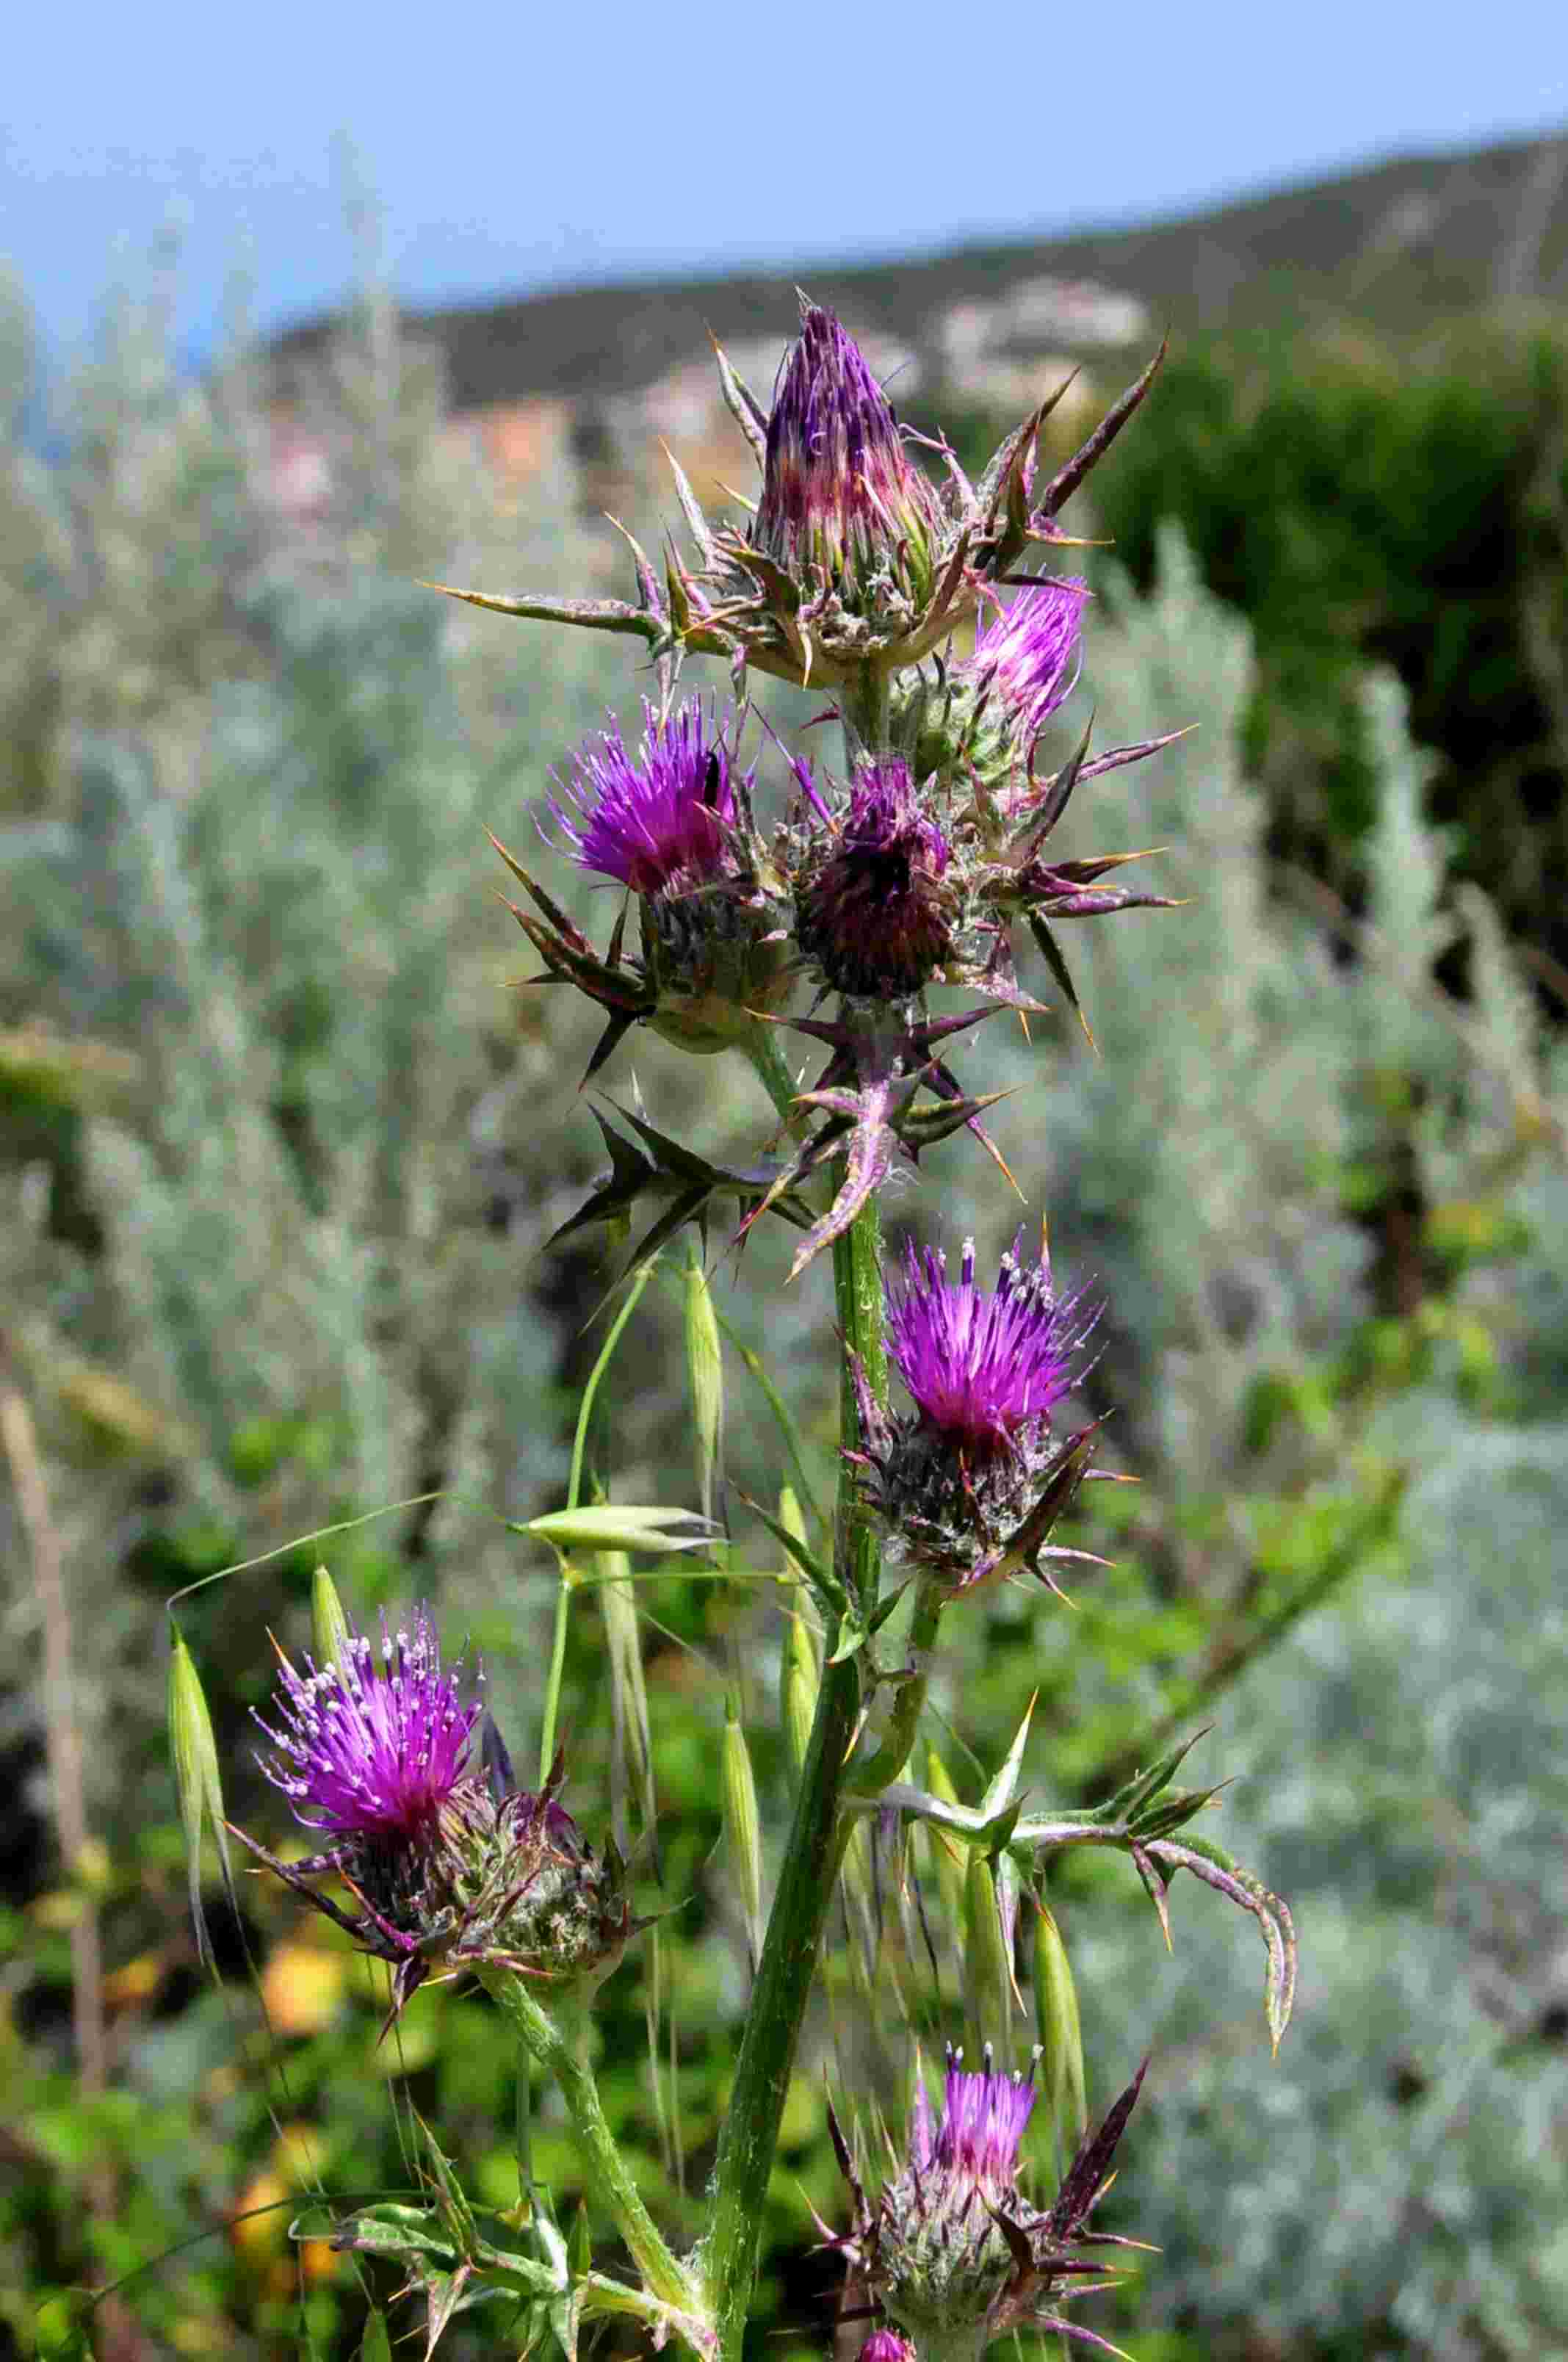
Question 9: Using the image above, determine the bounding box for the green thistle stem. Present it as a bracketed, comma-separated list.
[480, 1969, 696, 2317]
[743, 1022, 802, 1127]
[847, 1575, 944, 1794]
[702, 1185, 887, 2359]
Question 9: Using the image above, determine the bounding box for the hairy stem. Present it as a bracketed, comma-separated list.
[702, 1186, 887, 2358]
[480, 1969, 696, 2318]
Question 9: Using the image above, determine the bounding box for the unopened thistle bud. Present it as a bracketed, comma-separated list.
[721, 1694, 764, 1967]
[853, 1232, 1102, 1593]
[756, 303, 944, 618]
[830, 2045, 1148, 2355]
[439, 316, 1168, 704]
[794, 759, 958, 1002]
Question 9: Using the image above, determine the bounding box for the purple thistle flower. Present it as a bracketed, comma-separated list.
[830, 2045, 1149, 2355]
[887, 1232, 1091, 1453]
[253, 1606, 483, 1841]
[933, 2050, 1038, 2189]
[795, 759, 956, 1000]
[856, 2334, 915, 2362]
[897, 577, 1091, 817]
[756, 303, 943, 589]
[965, 578, 1088, 751]
[850, 1231, 1105, 1590]
[550, 698, 743, 896]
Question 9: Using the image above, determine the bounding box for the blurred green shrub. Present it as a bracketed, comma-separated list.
[936, 324, 1568, 983]
[1084, 327, 1568, 983]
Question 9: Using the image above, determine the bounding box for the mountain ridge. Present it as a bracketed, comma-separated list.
[268, 126, 1568, 413]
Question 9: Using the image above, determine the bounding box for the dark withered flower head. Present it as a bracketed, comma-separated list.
[550, 696, 743, 896]
[831, 2044, 1148, 2360]
[239, 1617, 634, 2024]
[851, 1231, 1105, 1592]
[795, 758, 958, 1000]
[755, 306, 945, 604]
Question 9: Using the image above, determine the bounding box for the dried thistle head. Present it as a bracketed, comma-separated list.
[794, 758, 958, 1001]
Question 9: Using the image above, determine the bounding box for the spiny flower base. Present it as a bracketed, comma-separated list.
[830, 2045, 1147, 2361]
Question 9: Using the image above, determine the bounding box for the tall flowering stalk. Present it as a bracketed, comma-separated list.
[180, 300, 1301, 2362]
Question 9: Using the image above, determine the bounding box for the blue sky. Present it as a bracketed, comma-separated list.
[4, 0, 1566, 361]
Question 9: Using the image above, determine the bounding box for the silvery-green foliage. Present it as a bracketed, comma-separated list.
[1074, 1412, 1568, 2358]
[0, 270, 639, 1785]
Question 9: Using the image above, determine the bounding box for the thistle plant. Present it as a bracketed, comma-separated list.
[171, 298, 1303, 2362]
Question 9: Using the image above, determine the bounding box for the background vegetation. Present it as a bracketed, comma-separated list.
[1, 248, 1564, 2362]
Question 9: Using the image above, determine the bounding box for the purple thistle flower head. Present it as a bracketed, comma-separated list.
[756, 303, 942, 590]
[795, 758, 955, 1000]
[966, 577, 1088, 749]
[253, 1606, 483, 1841]
[887, 1232, 1090, 1453]
[550, 698, 744, 897]
[933, 2047, 1038, 2191]
[831, 2046, 1148, 2353]
[856, 2334, 915, 2362]
[897, 577, 1091, 820]
[852, 1230, 1105, 1589]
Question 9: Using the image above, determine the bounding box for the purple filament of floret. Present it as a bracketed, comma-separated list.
[253, 1606, 483, 1839]
[550, 698, 740, 895]
[969, 578, 1088, 742]
[886, 1233, 1091, 1449]
[935, 2051, 1037, 2188]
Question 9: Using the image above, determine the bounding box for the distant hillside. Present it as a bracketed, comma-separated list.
[270, 128, 1568, 414]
